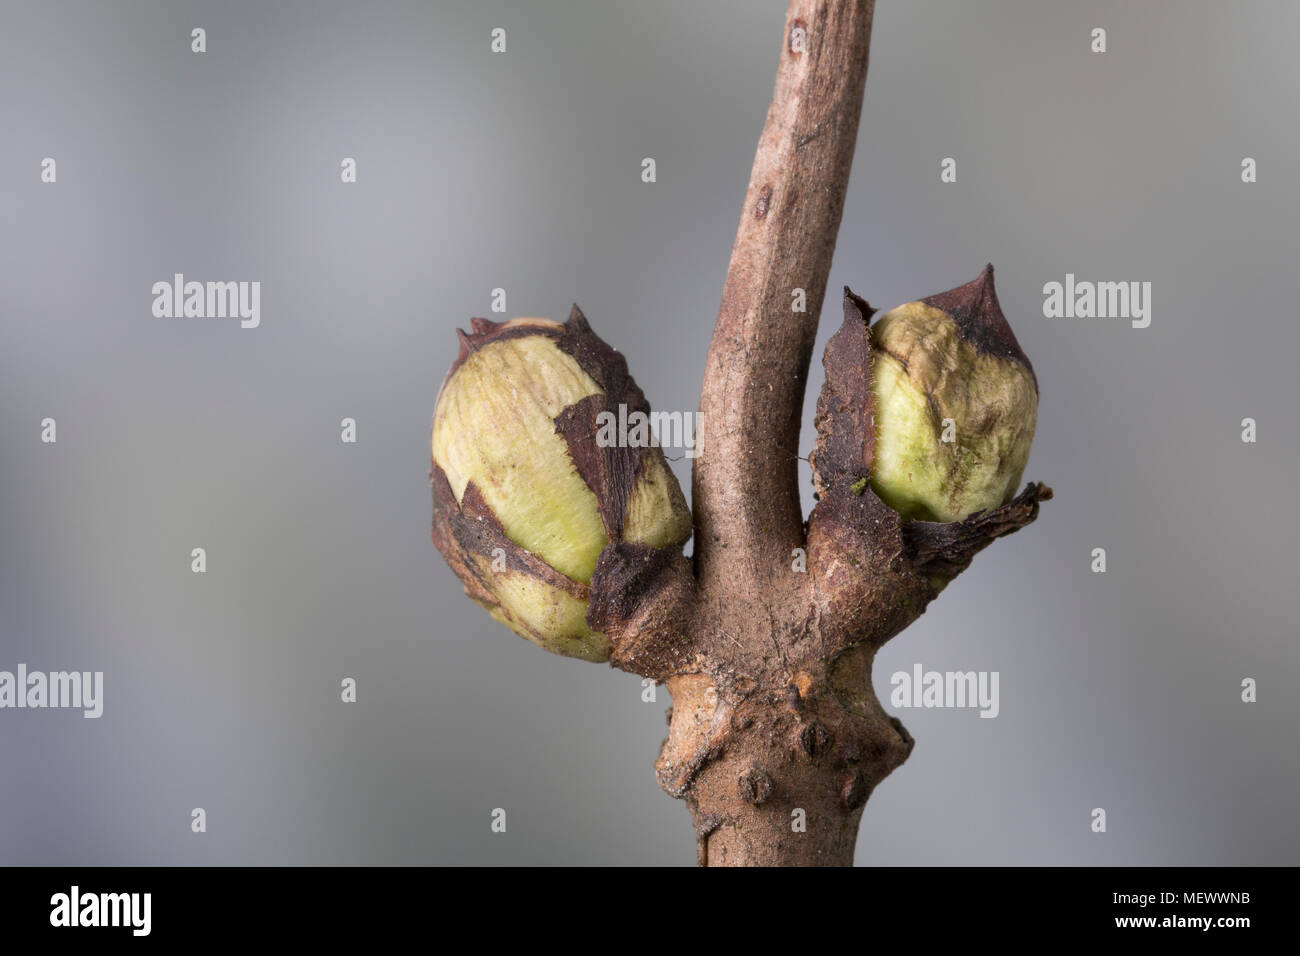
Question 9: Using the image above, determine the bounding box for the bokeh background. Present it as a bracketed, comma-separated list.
[2, 0, 1297, 866]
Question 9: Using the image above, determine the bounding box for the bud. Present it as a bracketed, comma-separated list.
[867, 265, 1037, 522]
[430, 307, 692, 662]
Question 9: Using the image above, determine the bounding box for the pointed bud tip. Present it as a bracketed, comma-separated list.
[453, 326, 474, 364]
[566, 303, 591, 333]
[447, 315, 562, 379]
[842, 286, 875, 326]
[922, 265, 1035, 386]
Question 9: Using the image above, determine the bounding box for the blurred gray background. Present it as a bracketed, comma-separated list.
[1, 0, 1296, 866]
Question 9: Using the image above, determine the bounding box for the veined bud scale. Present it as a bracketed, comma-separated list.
[430, 308, 692, 662]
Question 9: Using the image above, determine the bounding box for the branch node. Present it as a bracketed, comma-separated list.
[738, 768, 775, 806]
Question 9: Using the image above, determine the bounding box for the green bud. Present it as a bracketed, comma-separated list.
[430, 308, 692, 662]
[868, 266, 1037, 523]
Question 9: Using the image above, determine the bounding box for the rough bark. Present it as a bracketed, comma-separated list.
[684, 0, 886, 868]
[584, 0, 1050, 865]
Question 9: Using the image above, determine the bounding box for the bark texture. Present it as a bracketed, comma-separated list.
[585, 0, 1050, 865]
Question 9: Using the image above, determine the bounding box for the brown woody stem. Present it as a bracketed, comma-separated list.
[675, 0, 880, 867]
[589, 0, 1047, 866]
[693, 0, 875, 594]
